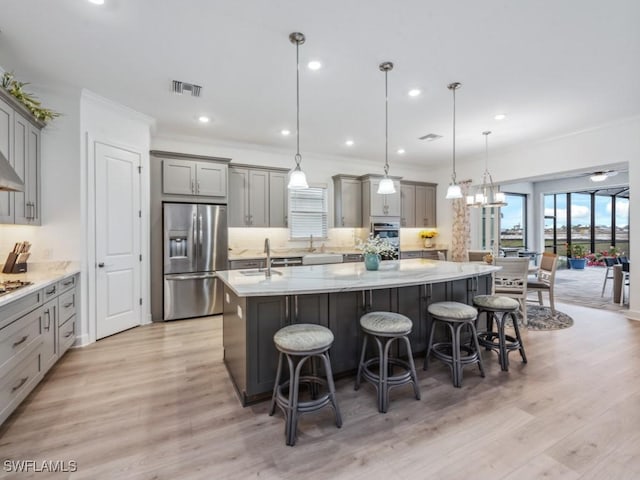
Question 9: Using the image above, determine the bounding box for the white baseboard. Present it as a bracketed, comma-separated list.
[625, 310, 640, 321]
[142, 313, 153, 325]
[72, 334, 92, 348]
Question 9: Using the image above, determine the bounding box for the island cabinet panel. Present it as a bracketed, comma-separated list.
[222, 287, 248, 398]
[291, 294, 328, 327]
[397, 285, 426, 355]
[246, 296, 287, 397]
[328, 291, 364, 374]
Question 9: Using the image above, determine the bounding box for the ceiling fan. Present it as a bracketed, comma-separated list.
[588, 170, 618, 182]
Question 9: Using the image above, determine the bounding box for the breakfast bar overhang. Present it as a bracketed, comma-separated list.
[218, 259, 500, 405]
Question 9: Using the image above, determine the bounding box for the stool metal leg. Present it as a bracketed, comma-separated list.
[424, 319, 437, 370]
[497, 312, 509, 371]
[269, 352, 284, 416]
[284, 354, 296, 446]
[401, 335, 421, 400]
[451, 323, 463, 388]
[354, 334, 368, 390]
[469, 321, 485, 377]
[287, 355, 308, 446]
[381, 337, 394, 413]
[510, 311, 528, 364]
[373, 336, 385, 412]
[320, 352, 343, 428]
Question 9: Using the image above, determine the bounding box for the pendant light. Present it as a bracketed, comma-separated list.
[377, 62, 396, 195]
[287, 32, 309, 190]
[445, 82, 463, 199]
[468, 131, 507, 208]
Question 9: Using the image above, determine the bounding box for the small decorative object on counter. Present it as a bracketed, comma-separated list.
[2, 241, 31, 274]
[357, 235, 396, 271]
[482, 253, 494, 264]
[420, 229, 438, 248]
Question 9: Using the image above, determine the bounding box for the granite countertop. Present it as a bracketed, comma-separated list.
[218, 258, 499, 297]
[0, 262, 80, 309]
[228, 247, 362, 261]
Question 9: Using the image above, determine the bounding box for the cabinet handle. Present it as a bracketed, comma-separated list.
[197, 181, 200, 194]
[65, 330, 74, 338]
[63, 279, 74, 286]
[191, 180, 195, 193]
[341, 216, 345, 227]
[64, 302, 74, 308]
[12, 377, 29, 392]
[46, 286, 56, 295]
[13, 335, 29, 348]
[44, 309, 51, 330]
[284, 215, 288, 227]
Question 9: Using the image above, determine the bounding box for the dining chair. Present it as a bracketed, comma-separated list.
[468, 250, 491, 262]
[619, 257, 630, 305]
[527, 252, 558, 316]
[493, 257, 530, 325]
[601, 256, 619, 297]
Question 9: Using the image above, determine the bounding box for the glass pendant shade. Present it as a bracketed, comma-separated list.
[288, 164, 309, 190]
[494, 191, 506, 203]
[377, 176, 395, 194]
[446, 184, 462, 199]
[466, 195, 476, 206]
[470, 131, 507, 208]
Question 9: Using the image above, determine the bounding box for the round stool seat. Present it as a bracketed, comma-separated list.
[473, 295, 520, 311]
[427, 301, 477, 321]
[360, 311, 413, 335]
[274, 324, 334, 353]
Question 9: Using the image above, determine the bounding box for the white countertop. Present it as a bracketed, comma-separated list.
[218, 258, 499, 297]
[0, 264, 80, 309]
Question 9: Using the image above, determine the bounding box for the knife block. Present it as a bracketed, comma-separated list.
[2, 252, 27, 274]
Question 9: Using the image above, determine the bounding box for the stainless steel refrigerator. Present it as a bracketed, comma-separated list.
[163, 203, 228, 320]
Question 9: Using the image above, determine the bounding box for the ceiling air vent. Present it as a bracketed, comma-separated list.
[172, 80, 202, 97]
[418, 133, 442, 142]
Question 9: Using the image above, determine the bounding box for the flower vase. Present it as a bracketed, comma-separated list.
[364, 253, 381, 271]
[424, 239, 433, 248]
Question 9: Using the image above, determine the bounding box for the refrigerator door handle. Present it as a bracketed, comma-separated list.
[199, 214, 203, 250]
[165, 273, 218, 281]
[192, 213, 198, 259]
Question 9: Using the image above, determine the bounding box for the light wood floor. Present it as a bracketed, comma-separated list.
[1, 303, 639, 480]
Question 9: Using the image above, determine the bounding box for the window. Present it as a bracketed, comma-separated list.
[289, 186, 328, 239]
[499, 193, 527, 249]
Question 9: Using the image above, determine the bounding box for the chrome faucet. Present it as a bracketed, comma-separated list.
[264, 238, 271, 277]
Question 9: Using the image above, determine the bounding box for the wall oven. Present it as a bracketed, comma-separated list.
[370, 217, 400, 259]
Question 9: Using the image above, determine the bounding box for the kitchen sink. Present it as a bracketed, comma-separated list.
[238, 269, 282, 276]
[302, 253, 344, 265]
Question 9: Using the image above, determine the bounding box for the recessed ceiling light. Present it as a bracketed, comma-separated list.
[198, 116, 210, 123]
[494, 113, 507, 120]
[345, 140, 354, 146]
[307, 61, 322, 71]
[88, 0, 105, 5]
[408, 89, 421, 97]
[281, 129, 291, 136]
[397, 148, 405, 154]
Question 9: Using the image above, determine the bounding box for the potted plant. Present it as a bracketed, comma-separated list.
[357, 235, 396, 271]
[419, 230, 438, 248]
[566, 243, 588, 269]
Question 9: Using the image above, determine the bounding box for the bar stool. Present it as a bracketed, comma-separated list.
[424, 301, 484, 388]
[355, 312, 421, 413]
[269, 323, 342, 446]
[473, 295, 527, 372]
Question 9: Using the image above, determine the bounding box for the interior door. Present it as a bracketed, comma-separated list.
[95, 142, 142, 339]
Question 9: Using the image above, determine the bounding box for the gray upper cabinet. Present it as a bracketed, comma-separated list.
[400, 182, 437, 228]
[268, 171, 288, 228]
[332, 175, 362, 227]
[162, 158, 227, 198]
[400, 184, 415, 228]
[0, 92, 42, 226]
[361, 176, 401, 222]
[229, 165, 286, 227]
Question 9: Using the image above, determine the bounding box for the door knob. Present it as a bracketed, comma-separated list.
[98, 262, 105, 268]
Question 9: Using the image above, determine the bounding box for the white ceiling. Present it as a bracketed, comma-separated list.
[1, 0, 639, 167]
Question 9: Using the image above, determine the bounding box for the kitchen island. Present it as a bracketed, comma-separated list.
[218, 259, 499, 405]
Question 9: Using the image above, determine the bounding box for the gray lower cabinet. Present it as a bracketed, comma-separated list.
[0, 273, 79, 425]
[400, 250, 423, 259]
[228, 259, 266, 270]
[223, 274, 492, 405]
